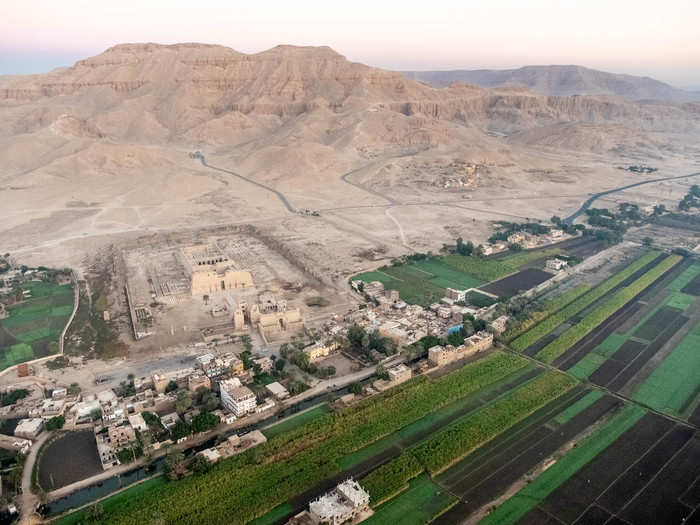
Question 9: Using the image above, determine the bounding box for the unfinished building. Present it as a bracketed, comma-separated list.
[179, 244, 253, 295]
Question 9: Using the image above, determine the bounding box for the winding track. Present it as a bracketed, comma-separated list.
[195, 154, 297, 213]
[564, 171, 700, 224]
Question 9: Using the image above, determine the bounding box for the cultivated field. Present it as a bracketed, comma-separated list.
[0, 280, 74, 370]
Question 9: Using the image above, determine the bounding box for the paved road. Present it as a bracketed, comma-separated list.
[564, 171, 700, 224]
[195, 154, 297, 213]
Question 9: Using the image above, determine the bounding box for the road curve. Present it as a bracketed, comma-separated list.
[564, 171, 700, 224]
[195, 154, 297, 213]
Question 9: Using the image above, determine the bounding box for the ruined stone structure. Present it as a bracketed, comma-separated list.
[179, 244, 253, 295]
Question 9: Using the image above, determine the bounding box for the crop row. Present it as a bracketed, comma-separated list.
[62, 352, 528, 524]
[504, 284, 590, 341]
[510, 251, 660, 351]
[537, 255, 682, 363]
[359, 371, 576, 504]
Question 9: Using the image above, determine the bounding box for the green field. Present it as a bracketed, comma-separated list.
[262, 405, 331, 439]
[632, 319, 700, 417]
[567, 261, 700, 380]
[354, 254, 520, 306]
[248, 502, 295, 525]
[536, 255, 681, 363]
[0, 280, 74, 370]
[511, 251, 660, 351]
[362, 474, 457, 525]
[479, 403, 645, 525]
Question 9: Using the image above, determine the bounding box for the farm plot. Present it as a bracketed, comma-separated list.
[39, 431, 103, 491]
[510, 251, 662, 352]
[512, 411, 698, 525]
[479, 268, 552, 299]
[433, 391, 623, 524]
[632, 319, 700, 418]
[564, 261, 700, 386]
[478, 403, 647, 525]
[535, 254, 682, 364]
[681, 272, 700, 295]
[0, 280, 74, 370]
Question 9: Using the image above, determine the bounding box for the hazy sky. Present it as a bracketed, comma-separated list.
[2, 0, 700, 87]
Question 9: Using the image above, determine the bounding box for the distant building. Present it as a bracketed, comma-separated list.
[107, 425, 136, 449]
[546, 258, 568, 271]
[308, 479, 370, 525]
[220, 380, 256, 417]
[445, 288, 467, 302]
[128, 413, 148, 432]
[188, 374, 211, 392]
[253, 356, 273, 373]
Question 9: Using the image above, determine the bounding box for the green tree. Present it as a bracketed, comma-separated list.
[164, 450, 187, 480]
[349, 381, 363, 395]
[45, 415, 65, 430]
[191, 455, 212, 475]
[175, 391, 192, 415]
[165, 380, 178, 393]
[240, 334, 253, 352]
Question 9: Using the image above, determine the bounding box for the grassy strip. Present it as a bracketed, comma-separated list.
[511, 251, 660, 351]
[632, 320, 700, 417]
[479, 403, 645, 525]
[55, 352, 527, 525]
[412, 371, 577, 474]
[504, 285, 590, 342]
[536, 255, 682, 363]
[553, 390, 604, 424]
[262, 405, 331, 439]
[361, 453, 424, 505]
[363, 474, 457, 525]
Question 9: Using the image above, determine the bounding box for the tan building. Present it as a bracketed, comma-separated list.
[387, 363, 411, 384]
[445, 288, 467, 302]
[180, 244, 253, 296]
[490, 315, 509, 334]
[107, 425, 136, 449]
[428, 331, 493, 367]
[304, 340, 340, 362]
[188, 374, 211, 392]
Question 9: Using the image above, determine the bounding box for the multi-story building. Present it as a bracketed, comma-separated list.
[387, 363, 412, 385]
[428, 331, 493, 367]
[220, 379, 256, 417]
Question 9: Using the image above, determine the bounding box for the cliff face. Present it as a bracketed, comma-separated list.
[0, 43, 699, 153]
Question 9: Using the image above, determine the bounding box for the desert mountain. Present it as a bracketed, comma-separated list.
[402, 65, 700, 103]
[2, 44, 700, 269]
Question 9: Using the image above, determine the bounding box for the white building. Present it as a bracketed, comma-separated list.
[309, 479, 370, 525]
[546, 258, 568, 271]
[220, 380, 256, 417]
[265, 382, 290, 400]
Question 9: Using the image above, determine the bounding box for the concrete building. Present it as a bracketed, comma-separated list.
[220, 380, 256, 417]
[265, 382, 290, 400]
[387, 363, 412, 384]
[490, 315, 509, 334]
[128, 413, 148, 432]
[253, 356, 273, 373]
[179, 244, 253, 296]
[14, 418, 44, 439]
[308, 479, 370, 525]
